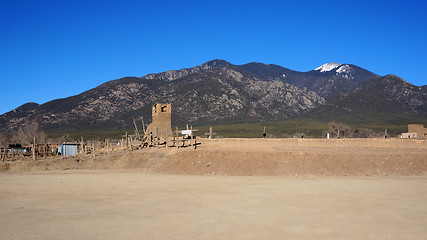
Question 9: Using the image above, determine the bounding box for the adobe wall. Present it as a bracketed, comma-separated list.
[148, 103, 172, 138]
[408, 124, 427, 139]
[400, 133, 418, 139]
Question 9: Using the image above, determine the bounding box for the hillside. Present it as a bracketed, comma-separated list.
[0, 60, 425, 134]
[239, 62, 378, 98]
[0, 60, 324, 131]
[304, 75, 427, 123]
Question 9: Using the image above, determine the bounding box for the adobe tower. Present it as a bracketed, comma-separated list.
[148, 103, 172, 138]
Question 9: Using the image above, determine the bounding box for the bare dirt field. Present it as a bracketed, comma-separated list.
[1, 138, 426, 239]
[1, 138, 426, 176]
[1, 171, 426, 240]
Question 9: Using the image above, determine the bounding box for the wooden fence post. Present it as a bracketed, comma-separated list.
[125, 132, 129, 151]
[32, 136, 36, 161]
[175, 127, 179, 148]
[190, 126, 193, 147]
[1, 147, 5, 161]
[92, 142, 95, 157]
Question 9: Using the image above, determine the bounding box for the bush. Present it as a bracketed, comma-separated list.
[353, 128, 379, 138]
[325, 121, 352, 138]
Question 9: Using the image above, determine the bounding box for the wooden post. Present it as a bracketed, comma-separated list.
[80, 137, 84, 154]
[194, 126, 197, 149]
[204, 127, 217, 139]
[147, 128, 151, 147]
[141, 117, 146, 135]
[154, 128, 158, 147]
[32, 136, 36, 161]
[384, 129, 388, 139]
[125, 132, 129, 150]
[133, 118, 140, 140]
[190, 126, 193, 147]
[92, 142, 95, 157]
[175, 127, 179, 148]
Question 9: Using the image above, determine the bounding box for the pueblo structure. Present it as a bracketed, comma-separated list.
[401, 124, 427, 139]
[147, 103, 172, 139]
[408, 124, 427, 139]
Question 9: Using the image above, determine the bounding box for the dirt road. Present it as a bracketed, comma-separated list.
[1, 171, 426, 240]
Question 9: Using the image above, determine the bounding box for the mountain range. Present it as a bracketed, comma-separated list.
[0, 59, 426, 133]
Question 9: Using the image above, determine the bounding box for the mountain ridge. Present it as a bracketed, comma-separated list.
[303, 74, 427, 122]
[0, 60, 425, 133]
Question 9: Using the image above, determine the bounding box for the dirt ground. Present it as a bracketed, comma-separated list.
[1, 139, 426, 239]
[1, 138, 426, 176]
[1, 171, 426, 240]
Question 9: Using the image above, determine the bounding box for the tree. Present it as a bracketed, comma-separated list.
[10, 122, 46, 145]
[325, 121, 352, 138]
[353, 128, 378, 138]
[0, 131, 7, 148]
[48, 134, 71, 144]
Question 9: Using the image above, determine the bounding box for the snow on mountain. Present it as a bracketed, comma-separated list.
[336, 64, 354, 79]
[336, 64, 351, 73]
[314, 63, 356, 79]
[315, 63, 341, 72]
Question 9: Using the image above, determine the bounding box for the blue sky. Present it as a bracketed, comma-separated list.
[1, 0, 426, 114]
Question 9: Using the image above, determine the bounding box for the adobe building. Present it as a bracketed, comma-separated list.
[408, 124, 427, 139]
[400, 124, 427, 139]
[400, 133, 417, 139]
[148, 103, 172, 139]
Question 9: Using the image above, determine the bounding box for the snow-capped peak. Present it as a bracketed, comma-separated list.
[336, 64, 351, 74]
[315, 63, 341, 72]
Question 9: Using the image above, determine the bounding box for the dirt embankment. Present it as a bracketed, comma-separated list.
[1, 138, 426, 176]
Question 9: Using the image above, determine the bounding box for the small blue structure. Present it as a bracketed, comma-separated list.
[59, 142, 79, 157]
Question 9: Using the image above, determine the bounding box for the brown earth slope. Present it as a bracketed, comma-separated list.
[1, 138, 426, 176]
